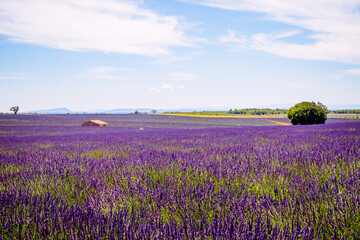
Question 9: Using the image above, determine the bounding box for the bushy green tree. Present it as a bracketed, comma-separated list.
[288, 101, 328, 125]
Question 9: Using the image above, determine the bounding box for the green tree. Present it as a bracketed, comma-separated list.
[151, 110, 157, 114]
[9, 106, 19, 115]
[288, 101, 328, 125]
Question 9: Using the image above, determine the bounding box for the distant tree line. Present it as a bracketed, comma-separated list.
[163, 111, 220, 115]
[330, 109, 360, 114]
[228, 108, 287, 115]
[165, 108, 360, 116]
[164, 109, 288, 116]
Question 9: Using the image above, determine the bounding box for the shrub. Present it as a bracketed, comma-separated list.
[287, 101, 328, 125]
[9, 106, 19, 114]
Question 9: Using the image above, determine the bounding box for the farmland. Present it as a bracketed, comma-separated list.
[1, 114, 360, 239]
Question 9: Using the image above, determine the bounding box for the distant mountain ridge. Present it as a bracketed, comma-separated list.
[27, 108, 74, 114]
[25, 108, 157, 114]
[25, 107, 231, 114]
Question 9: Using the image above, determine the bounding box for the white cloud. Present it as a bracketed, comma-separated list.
[71, 66, 133, 80]
[219, 29, 246, 45]
[0, 74, 29, 80]
[161, 84, 174, 91]
[346, 68, 360, 76]
[194, 0, 360, 64]
[0, 0, 192, 56]
[0, 76, 25, 80]
[150, 83, 175, 92]
[149, 51, 205, 66]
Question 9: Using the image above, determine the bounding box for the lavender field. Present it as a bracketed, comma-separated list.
[1, 114, 360, 239]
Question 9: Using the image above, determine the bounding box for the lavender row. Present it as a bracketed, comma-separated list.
[1, 121, 360, 238]
[0, 190, 319, 239]
[0, 114, 279, 128]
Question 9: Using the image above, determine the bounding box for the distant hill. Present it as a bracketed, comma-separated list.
[25, 107, 230, 114]
[26, 108, 74, 114]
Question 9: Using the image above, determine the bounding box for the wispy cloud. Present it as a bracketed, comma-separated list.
[0, 74, 29, 80]
[71, 66, 133, 81]
[0, 0, 192, 56]
[150, 83, 185, 92]
[149, 51, 205, 66]
[346, 68, 360, 76]
[0, 76, 24, 80]
[192, 0, 360, 64]
[219, 29, 247, 46]
[161, 84, 174, 91]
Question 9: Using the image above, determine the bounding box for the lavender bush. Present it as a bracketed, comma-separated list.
[0, 115, 360, 239]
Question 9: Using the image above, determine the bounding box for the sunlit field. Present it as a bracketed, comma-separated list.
[1, 114, 360, 239]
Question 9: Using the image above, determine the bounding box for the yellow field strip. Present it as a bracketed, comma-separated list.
[160, 114, 287, 119]
[266, 120, 292, 126]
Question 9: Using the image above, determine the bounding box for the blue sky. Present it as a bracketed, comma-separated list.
[1, 0, 360, 112]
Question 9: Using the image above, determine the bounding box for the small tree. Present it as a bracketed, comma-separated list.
[10, 106, 19, 115]
[151, 110, 157, 114]
[288, 101, 328, 125]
